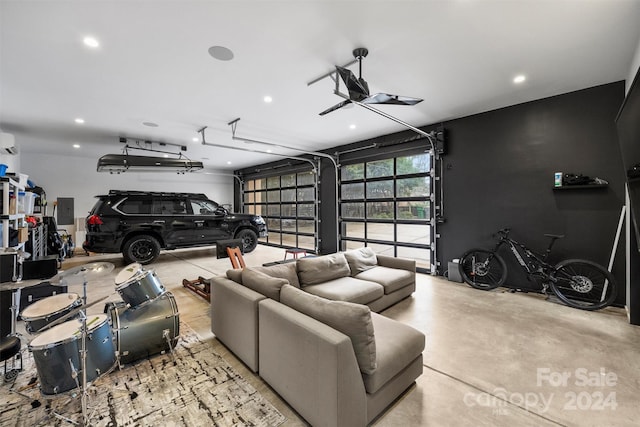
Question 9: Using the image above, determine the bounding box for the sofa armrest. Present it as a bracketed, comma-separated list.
[376, 254, 416, 273]
[210, 276, 265, 372]
[259, 299, 367, 427]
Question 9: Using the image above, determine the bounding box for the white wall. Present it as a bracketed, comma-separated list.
[20, 151, 234, 228]
[626, 33, 640, 94]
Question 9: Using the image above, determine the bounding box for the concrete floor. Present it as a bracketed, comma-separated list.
[9, 245, 640, 426]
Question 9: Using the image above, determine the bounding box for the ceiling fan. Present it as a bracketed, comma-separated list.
[319, 47, 423, 116]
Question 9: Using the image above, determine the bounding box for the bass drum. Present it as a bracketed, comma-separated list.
[106, 292, 179, 365]
[20, 293, 82, 334]
[28, 314, 116, 395]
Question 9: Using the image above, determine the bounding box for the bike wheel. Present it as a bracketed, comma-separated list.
[458, 249, 507, 290]
[549, 259, 617, 310]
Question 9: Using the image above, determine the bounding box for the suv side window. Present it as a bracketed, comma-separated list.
[153, 198, 188, 215]
[189, 199, 218, 215]
[119, 197, 152, 214]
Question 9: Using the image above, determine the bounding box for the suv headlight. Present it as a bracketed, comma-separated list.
[253, 216, 265, 225]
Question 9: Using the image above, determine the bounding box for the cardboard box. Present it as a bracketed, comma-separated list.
[18, 227, 29, 242]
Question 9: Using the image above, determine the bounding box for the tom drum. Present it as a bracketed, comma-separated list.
[115, 263, 166, 309]
[20, 293, 82, 334]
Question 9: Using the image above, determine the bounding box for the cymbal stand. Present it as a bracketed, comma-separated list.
[60, 268, 90, 427]
[79, 269, 90, 427]
[5, 287, 23, 382]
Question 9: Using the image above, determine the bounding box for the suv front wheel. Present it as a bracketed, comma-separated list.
[123, 234, 161, 265]
[236, 229, 258, 253]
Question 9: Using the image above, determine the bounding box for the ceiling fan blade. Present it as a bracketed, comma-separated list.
[362, 93, 424, 105]
[319, 99, 352, 116]
[335, 66, 369, 100]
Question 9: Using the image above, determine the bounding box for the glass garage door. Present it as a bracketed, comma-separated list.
[243, 170, 317, 252]
[340, 153, 432, 272]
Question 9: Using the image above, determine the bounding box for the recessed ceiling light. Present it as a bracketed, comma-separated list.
[192, 137, 199, 142]
[513, 75, 526, 84]
[266, 149, 272, 153]
[208, 45, 234, 61]
[227, 161, 232, 165]
[74, 118, 85, 124]
[73, 144, 80, 149]
[201, 157, 209, 160]
[163, 154, 169, 158]
[349, 124, 356, 130]
[143, 121, 159, 127]
[264, 96, 273, 103]
[83, 36, 99, 48]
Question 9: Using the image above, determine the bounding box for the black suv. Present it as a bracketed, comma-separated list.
[83, 190, 267, 264]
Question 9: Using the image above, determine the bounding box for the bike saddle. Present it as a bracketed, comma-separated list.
[544, 234, 565, 239]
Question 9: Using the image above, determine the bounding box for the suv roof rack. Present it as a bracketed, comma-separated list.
[103, 190, 209, 198]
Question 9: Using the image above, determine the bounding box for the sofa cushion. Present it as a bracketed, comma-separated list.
[297, 253, 351, 286]
[362, 313, 425, 394]
[253, 262, 301, 288]
[344, 247, 378, 275]
[226, 269, 243, 284]
[303, 277, 384, 305]
[280, 284, 377, 374]
[241, 268, 289, 301]
[355, 266, 414, 294]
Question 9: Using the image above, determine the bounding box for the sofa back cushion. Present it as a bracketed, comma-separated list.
[343, 247, 378, 276]
[296, 253, 351, 286]
[280, 284, 377, 374]
[226, 269, 243, 284]
[241, 268, 289, 301]
[253, 262, 301, 288]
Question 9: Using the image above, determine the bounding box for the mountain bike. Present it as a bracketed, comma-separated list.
[458, 228, 617, 310]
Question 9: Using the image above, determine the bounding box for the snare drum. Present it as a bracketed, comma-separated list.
[20, 293, 82, 334]
[115, 264, 166, 308]
[28, 314, 116, 395]
[106, 292, 179, 365]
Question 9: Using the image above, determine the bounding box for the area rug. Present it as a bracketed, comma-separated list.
[0, 324, 287, 426]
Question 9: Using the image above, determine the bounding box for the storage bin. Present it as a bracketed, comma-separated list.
[21, 192, 37, 214]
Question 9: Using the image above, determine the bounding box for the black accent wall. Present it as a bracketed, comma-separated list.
[439, 81, 626, 304]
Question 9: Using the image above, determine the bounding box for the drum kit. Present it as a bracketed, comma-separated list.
[3, 261, 180, 426]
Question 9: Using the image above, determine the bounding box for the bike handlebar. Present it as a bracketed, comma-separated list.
[495, 228, 511, 239]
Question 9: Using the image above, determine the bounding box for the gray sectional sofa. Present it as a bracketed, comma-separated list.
[210, 247, 425, 426]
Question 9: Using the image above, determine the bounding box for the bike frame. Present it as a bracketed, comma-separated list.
[492, 232, 554, 280]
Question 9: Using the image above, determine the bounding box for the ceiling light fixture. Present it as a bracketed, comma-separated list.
[143, 122, 159, 127]
[192, 137, 199, 142]
[74, 118, 85, 124]
[83, 36, 99, 48]
[349, 124, 356, 130]
[208, 45, 234, 61]
[263, 96, 273, 103]
[513, 75, 526, 84]
[73, 144, 80, 149]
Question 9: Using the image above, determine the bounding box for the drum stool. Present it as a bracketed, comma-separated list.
[0, 336, 22, 381]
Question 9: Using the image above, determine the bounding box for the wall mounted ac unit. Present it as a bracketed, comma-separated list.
[0, 132, 18, 155]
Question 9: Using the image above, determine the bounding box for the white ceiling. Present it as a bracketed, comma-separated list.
[2, 0, 640, 171]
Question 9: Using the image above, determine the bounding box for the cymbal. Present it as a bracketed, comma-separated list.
[36, 295, 110, 332]
[50, 262, 115, 286]
[0, 278, 50, 291]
